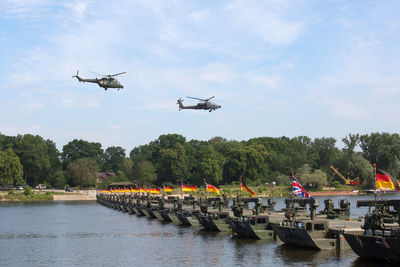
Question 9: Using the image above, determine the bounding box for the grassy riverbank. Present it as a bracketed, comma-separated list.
[0, 190, 97, 201]
[0, 190, 54, 201]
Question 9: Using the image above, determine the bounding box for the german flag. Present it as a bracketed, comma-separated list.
[182, 185, 197, 192]
[376, 168, 400, 190]
[206, 184, 220, 195]
[164, 186, 174, 192]
[140, 188, 149, 193]
[150, 188, 160, 194]
[131, 188, 139, 193]
[241, 181, 256, 196]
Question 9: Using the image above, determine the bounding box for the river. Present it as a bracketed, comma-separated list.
[1, 195, 399, 266]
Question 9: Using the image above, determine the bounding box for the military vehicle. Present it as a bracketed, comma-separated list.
[72, 71, 125, 90]
[231, 197, 284, 239]
[175, 196, 201, 227]
[196, 196, 233, 232]
[271, 197, 364, 251]
[343, 199, 400, 262]
[177, 96, 221, 112]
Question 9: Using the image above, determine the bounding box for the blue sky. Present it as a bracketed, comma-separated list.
[1, 0, 400, 152]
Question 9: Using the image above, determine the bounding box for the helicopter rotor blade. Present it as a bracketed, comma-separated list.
[205, 96, 215, 102]
[108, 72, 127, 77]
[187, 96, 206, 102]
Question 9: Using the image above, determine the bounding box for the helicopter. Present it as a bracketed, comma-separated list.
[72, 71, 126, 90]
[177, 96, 221, 112]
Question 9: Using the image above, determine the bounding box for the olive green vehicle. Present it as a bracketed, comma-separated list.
[72, 71, 125, 90]
[196, 196, 234, 232]
[271, 198, 364, 251]
[152, 196, 181, 223]
[343, 199, 400, 262]
[175, 196, 201, 227]
[231, 197, 284, 239]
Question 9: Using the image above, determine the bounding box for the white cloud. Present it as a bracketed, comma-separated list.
[224, 0, 305, 45]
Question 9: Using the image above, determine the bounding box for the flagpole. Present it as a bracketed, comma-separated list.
[239, 176, 242, 197]
[373, 163, 377, 201]
[203, 179, 207, 199]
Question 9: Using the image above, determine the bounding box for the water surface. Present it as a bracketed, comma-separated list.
[1, 195, 399, 266]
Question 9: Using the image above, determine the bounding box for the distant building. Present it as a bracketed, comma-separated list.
[97, 172, 116, 183]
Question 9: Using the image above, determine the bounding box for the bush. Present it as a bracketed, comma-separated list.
[8, 190, 15, 195]
[258, 186, 266, 193]
[24, 186, 32, 196]
[332, 181, 340, 188]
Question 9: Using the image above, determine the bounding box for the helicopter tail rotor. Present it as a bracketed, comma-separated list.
[177, 98, 184, 110]
[72, 70, 79, 78]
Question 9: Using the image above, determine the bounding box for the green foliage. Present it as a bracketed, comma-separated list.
[62, 139, 104, 170]
[332, 181, 340, 188]
[0, 148, 24, 186]
[360, 133, 400, 178]
[311, 137, 339, 169]
[4, 191, 53, 201]
[8, 190, 15, 195]
[24, 186, 32, 195]
[14, 134, 51, 185]
[103, 146, 126, 173]
[258, 186, 266, 193]
[3, 131, 400, 191]
[66, 158, 98, 189]
[133, 161, 157, 185]
[296, 164, 328, 189]
[120, 158, 135, 181]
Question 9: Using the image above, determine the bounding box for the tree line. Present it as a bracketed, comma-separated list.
[1, 132, 400, 189]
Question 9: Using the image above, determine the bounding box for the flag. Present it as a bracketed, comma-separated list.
[291, 174, 312, 198]
[241, 181, 256, 196]
[150, 188, 160, 194]
[140, 187, 149, 193]
[182, 185, 197, 192]
[206, 183, 220, 195]
[164, 186, 174, 192]
[376, 168, 400, 190]
[131, 188, 139, 193]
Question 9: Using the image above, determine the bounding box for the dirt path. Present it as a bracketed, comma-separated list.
[52, 190, 97, 201]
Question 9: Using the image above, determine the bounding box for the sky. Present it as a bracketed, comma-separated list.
[1, 0, 400, 153]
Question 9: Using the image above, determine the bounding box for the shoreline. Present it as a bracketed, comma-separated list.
[0, 190, 97, 202]
[1, 189, 363, 202]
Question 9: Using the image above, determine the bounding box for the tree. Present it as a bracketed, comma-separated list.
[62, 139, 104, 170]
[103, 146, 126, 173]
[120, 158, 135, 182]
[311, 137, 339, 170]
[155, 134, 186, 149]
[133, 161, 157, 185]
[0, 148, 23, 186]
[45, 139, 62, 187]
[347, 154, 374, 188]
[342, 133, 360, 155]
[156, 143, 187, 184]
[360, 133, 400, 177]
[14, 134, 51, 185]
[296, 164, 328, 189]
[197, 145, 225, 184]
[66, 158, 98, 189]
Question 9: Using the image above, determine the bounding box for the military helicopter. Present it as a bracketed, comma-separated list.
[72, 71, 126, 90]
[177, 96, 221, 112]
